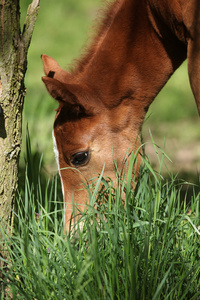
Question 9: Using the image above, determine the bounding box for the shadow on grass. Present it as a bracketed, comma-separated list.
[162, 171, 200, 206]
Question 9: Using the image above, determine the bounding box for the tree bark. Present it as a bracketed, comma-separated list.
[0, 0, 39, 270]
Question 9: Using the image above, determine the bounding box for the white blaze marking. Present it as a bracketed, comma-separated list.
[52, 130, 66, 222]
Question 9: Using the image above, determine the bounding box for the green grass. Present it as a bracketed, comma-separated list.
[1, 138, 200, 299]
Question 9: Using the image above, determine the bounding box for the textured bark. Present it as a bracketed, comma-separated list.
[0, 0, 39, 271]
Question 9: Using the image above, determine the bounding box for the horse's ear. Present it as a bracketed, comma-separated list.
[42, 55, 105, 116]
[41, 54, 71, 82]
[42, 77, 77, 104]
[42, 76, 93, 116]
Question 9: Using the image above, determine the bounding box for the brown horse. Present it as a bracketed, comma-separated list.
[42, 0, 200, 229]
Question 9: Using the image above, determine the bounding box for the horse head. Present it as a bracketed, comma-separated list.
[42, 55, 141, 228]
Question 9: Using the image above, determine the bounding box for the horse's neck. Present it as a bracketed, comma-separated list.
[75, 0, 187, 112]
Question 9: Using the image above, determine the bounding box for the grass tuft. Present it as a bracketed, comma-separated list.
[1, 140, 200, 299]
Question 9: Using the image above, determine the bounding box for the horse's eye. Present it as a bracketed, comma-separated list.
[71, 151, 90, 167]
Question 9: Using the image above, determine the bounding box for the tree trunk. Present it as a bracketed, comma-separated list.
[0, 0, 39, 271]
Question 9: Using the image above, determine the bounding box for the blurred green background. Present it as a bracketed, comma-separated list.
[20, 0, 200, 179]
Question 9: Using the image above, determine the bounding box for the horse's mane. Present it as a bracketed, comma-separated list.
[71, 0, 122, 75]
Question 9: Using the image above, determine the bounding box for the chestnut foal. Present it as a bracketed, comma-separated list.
[42, 0, 200, 229]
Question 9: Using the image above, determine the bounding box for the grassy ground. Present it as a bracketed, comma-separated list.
[1, 145, 200, 299]
[20, 0, 200, 182]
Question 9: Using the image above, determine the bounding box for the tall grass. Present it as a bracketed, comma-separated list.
[0, 141, 200, 299]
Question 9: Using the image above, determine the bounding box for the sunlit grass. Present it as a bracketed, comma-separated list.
[1, 139, 200, 299]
